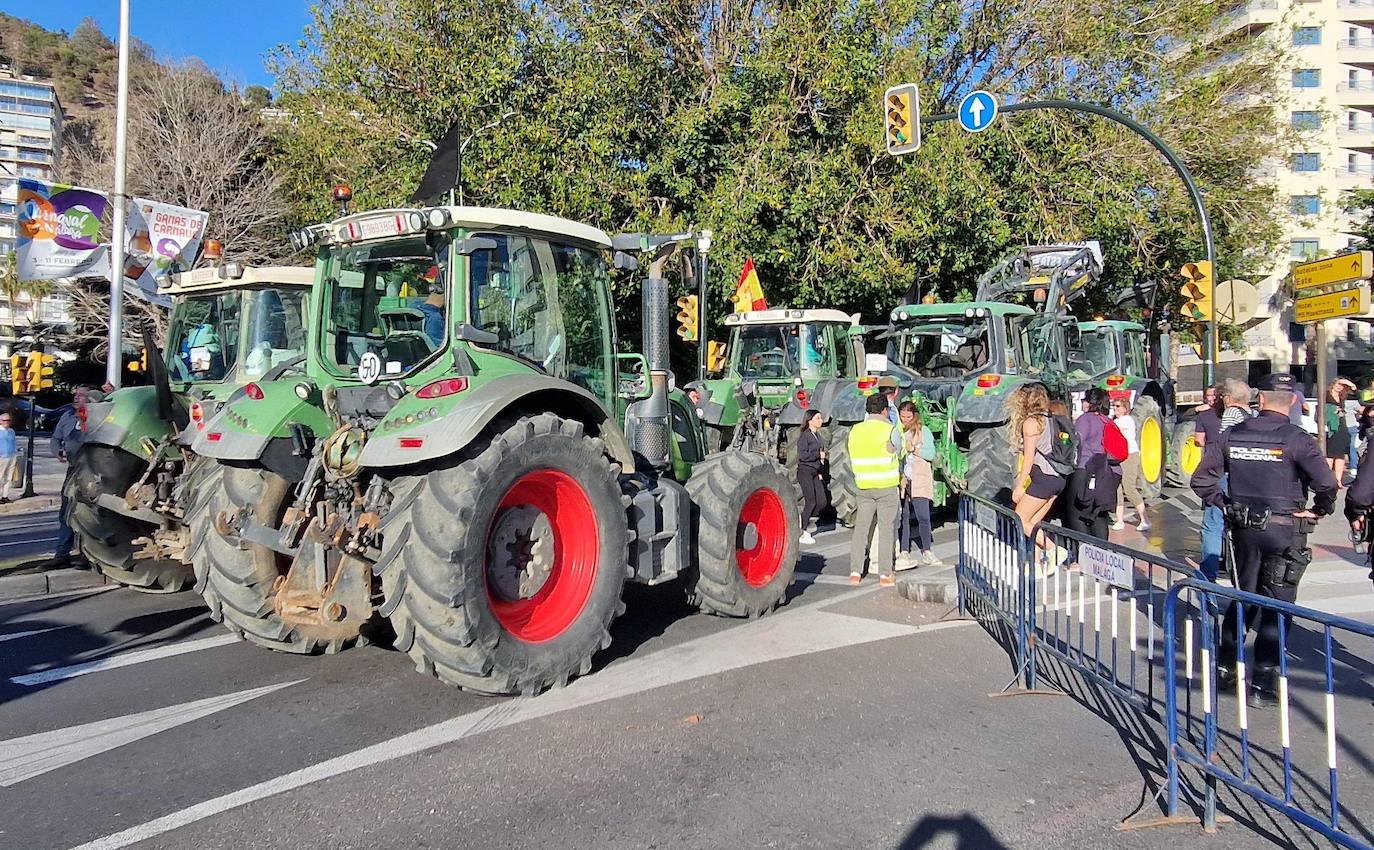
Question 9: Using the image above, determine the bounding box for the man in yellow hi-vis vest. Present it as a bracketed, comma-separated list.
[848, 392, 903, 586]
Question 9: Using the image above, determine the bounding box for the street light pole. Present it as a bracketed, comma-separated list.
[105, 0, 132, 390]
[922, 98, 1218, 384]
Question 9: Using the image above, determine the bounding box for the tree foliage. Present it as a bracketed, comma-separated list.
[269, 0, 1289, 338]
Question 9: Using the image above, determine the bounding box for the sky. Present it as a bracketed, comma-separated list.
[1, 2, 311, 87]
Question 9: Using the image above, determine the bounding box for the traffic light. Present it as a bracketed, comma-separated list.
[129, 347, 148, 373]
[675, 295, 699, 342]
[883, 83, 921, 156]
[706, 341, 727, 373]
[8, 353, 22, 396]
[23, 350, 42, 395]
[38, 354, 56, 391]
[1179, 261, 1214, 322]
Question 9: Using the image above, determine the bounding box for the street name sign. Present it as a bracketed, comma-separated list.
[958, 91, 999, 133]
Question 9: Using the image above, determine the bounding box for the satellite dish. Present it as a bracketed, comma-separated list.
[1215, 279, 1258, 325]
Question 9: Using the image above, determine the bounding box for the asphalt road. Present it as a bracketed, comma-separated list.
[0, 508, 61, 565]
[0, 489, 1369, 850]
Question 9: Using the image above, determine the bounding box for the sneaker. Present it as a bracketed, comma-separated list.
[878, 575, 896, 588]
[894, 553, 919, 572]
[1136, 520, 1151, 532]
[921, 550, 941, 566]
[799, 531, 816, 545]
[1111, 520, 1125, 531]
[848, 572, 862, 585]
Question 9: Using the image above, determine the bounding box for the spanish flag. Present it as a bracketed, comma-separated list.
[733, 258, 767, 313]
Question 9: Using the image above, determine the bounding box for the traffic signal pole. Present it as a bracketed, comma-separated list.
[921, 99, 1218, 384]
[20, 401, 35, 499]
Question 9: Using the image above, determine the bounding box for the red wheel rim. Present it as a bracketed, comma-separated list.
[737, 487, 786, 588]
[485, 469, 600, 643]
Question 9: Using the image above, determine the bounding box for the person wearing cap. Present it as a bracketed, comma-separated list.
[1191, 373, 1338, 708]
[876, 375, 900, 425]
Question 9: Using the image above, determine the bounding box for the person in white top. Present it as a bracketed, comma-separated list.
[1111, 397, 1149, 532]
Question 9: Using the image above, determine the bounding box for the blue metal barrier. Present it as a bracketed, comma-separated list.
[1163, 579, 1374, 849]
[956, 494, 1034, 687]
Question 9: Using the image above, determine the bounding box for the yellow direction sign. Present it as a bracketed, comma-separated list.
[1294, 250, 1374, 291]
[1296, 287, 1363, 322]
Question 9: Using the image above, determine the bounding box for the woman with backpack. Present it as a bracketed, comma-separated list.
[1010, 383, 1066, 549]
[896, 401, 939, 569]
[1068, 388, 1129, 539]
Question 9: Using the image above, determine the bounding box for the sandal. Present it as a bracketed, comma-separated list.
[878, 575, 896, 588]
[848, 572, 862, 585]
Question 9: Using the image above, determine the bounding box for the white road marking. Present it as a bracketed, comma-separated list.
[9, 633, 240, 686]
[0, 681, 302, 786]
[1297, 595, 1374, 618]
[0, 625, 69, 643]
[0, 586, 114, 607]
[69, 608, 971, 850]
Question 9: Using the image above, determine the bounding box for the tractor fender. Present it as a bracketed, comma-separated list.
[954, 391, 1012, 426]
[82, 388, 177, 460]
[191, 384, 335, 466]
[803, 379, 867, 425]
[358, 375, 634, 469]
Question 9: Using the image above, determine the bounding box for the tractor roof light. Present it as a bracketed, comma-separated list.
[1033, 287, 1048, 304]
[201, 238, 223, 262]
[426, 207, 452, 229]
[220, 262, 244, 280]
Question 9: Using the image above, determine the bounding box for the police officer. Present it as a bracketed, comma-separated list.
[1191, 372, 1338, 707]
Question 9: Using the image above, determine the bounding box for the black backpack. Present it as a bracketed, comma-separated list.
[1040, 414, 1079, 476]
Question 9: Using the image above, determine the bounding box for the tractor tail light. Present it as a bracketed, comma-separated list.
[1106, 374, 1126, 388]
[416, 377, 469, 399]
[795, 389, 810, 409]
[207, 432, 223, 442]
[976, 374, 1001, 388]
[244, 383, 265, 400]
[857, 376, 878, 391]
[398, 437, 425, 449]
[190, 401, 205, 430]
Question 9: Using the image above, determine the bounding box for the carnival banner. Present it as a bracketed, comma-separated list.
[15, 178, 111, 280]
[124, 198, 209, 300]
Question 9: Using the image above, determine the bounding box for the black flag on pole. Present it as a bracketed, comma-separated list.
[410, 122, 463, 204]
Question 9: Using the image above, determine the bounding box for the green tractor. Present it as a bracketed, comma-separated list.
[186, 207, 799, 694]
[693, 309, 868, 522]
[878, 244, 1100, 505]
[68, 264, 312, 592]
[1074, 319, 1175, 498]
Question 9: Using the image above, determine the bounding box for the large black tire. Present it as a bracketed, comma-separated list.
[1131, 396, 1166, 502]
[963, 424, 1017, 505]
[188, 463, 361, 654]
[683, 451, 799, 618]
[376, 414, 629, 695]
[826, 424, 857, 526]
[66, 445, 192, 593]
[1168, 419, 1201, 488]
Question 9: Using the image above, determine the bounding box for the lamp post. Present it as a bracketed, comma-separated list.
[106, 0, 132, 390]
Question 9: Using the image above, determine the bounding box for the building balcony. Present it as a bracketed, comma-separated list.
[1337, 80, 1374, 106]
[1339, 124, 1374, 149]
[1331, 164, 1374, 188]
[1219, 0, 1279, 32]
[1339, 36, 1374, 67]
[1341, 0, 1374, 25]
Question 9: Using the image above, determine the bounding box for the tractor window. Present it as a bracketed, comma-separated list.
[1074, 329, 1118, 378]
[469, 234, 614, 402]
[1125, 330, 1148, 377]
[1009, 315, 1063, 376]
[892, 318, 993, 378]
[798, 324, 835, 379]
[237, 288, 310, 381]
[320, 235, 450, 378]
[166, 291, 241, 383]
[733, 325, 798, 378]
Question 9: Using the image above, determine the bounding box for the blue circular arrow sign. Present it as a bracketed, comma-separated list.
[957, 90, 999, 133]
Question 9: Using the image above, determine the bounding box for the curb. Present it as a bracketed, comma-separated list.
[0, 495, 61, 516]
[0, 568, 107, 602]
[895, 574, 957, 605]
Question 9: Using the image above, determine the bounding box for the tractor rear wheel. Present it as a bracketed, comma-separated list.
[683, 451, 799, 618]
[1167, 420, 1202, 488]
[65, 445, 191, 593]
[963, 424, 1016, 505]
[1132, 396, 1166, 501]
[188, 463, 362, 653]
[826, 424, 857, 526]
[376, 414, 629, 695]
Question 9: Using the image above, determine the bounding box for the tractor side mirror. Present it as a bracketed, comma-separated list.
[616, 353, 652, 400]
[454, 237, 498, 256]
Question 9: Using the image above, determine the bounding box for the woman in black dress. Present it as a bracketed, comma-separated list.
[796, 409, 827, 545]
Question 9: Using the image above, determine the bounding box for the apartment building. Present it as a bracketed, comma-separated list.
[1218, 0, 1374, 382]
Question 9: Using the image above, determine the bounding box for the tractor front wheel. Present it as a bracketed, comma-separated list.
[1132, 396, 1166, 501]
[65, 445, 191, 593]
[376, 414, 629, 695]
[1167, 419, 1203, 488]
[683, 451, 799, 618]
[826, 424, 857, 526]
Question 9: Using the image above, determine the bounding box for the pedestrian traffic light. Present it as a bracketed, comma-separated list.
[8, 353, 23, 396]
[38, 354, 56, 390]
[23, 350, 42, 395]
[1179, 261, 1213, 322]
[883, 83, 921, 156]
[675, 295, 699, 342]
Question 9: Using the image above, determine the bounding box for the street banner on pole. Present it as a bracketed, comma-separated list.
[123, 198, 209, 303]
[15, 178, 111, 280]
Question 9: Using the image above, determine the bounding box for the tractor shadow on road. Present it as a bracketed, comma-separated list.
[897, 813, 1011, 849]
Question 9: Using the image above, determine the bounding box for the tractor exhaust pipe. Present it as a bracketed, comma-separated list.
[634, 267, 672, 469]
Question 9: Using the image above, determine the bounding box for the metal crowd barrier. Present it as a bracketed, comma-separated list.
[956, 494, 1372, 846]
[1163, 579, 1374, 849]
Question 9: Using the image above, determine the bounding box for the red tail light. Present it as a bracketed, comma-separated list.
[976, 374, 1001, 388]
[1105, 374, 1126, 388]
[398, 437, 425, 449]
[416, 377, 469, 399]
[857, 376, 878, 390]
[795, 389, 810, 409]
[207, 432, 223, 442]
[244, 383, 264, 400]
[190, 401, 205, 430]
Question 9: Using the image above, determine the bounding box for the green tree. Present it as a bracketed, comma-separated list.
[243, 84, 272, 109]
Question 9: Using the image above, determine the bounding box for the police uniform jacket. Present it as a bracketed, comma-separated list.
[1191, 409, 1337, 516]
